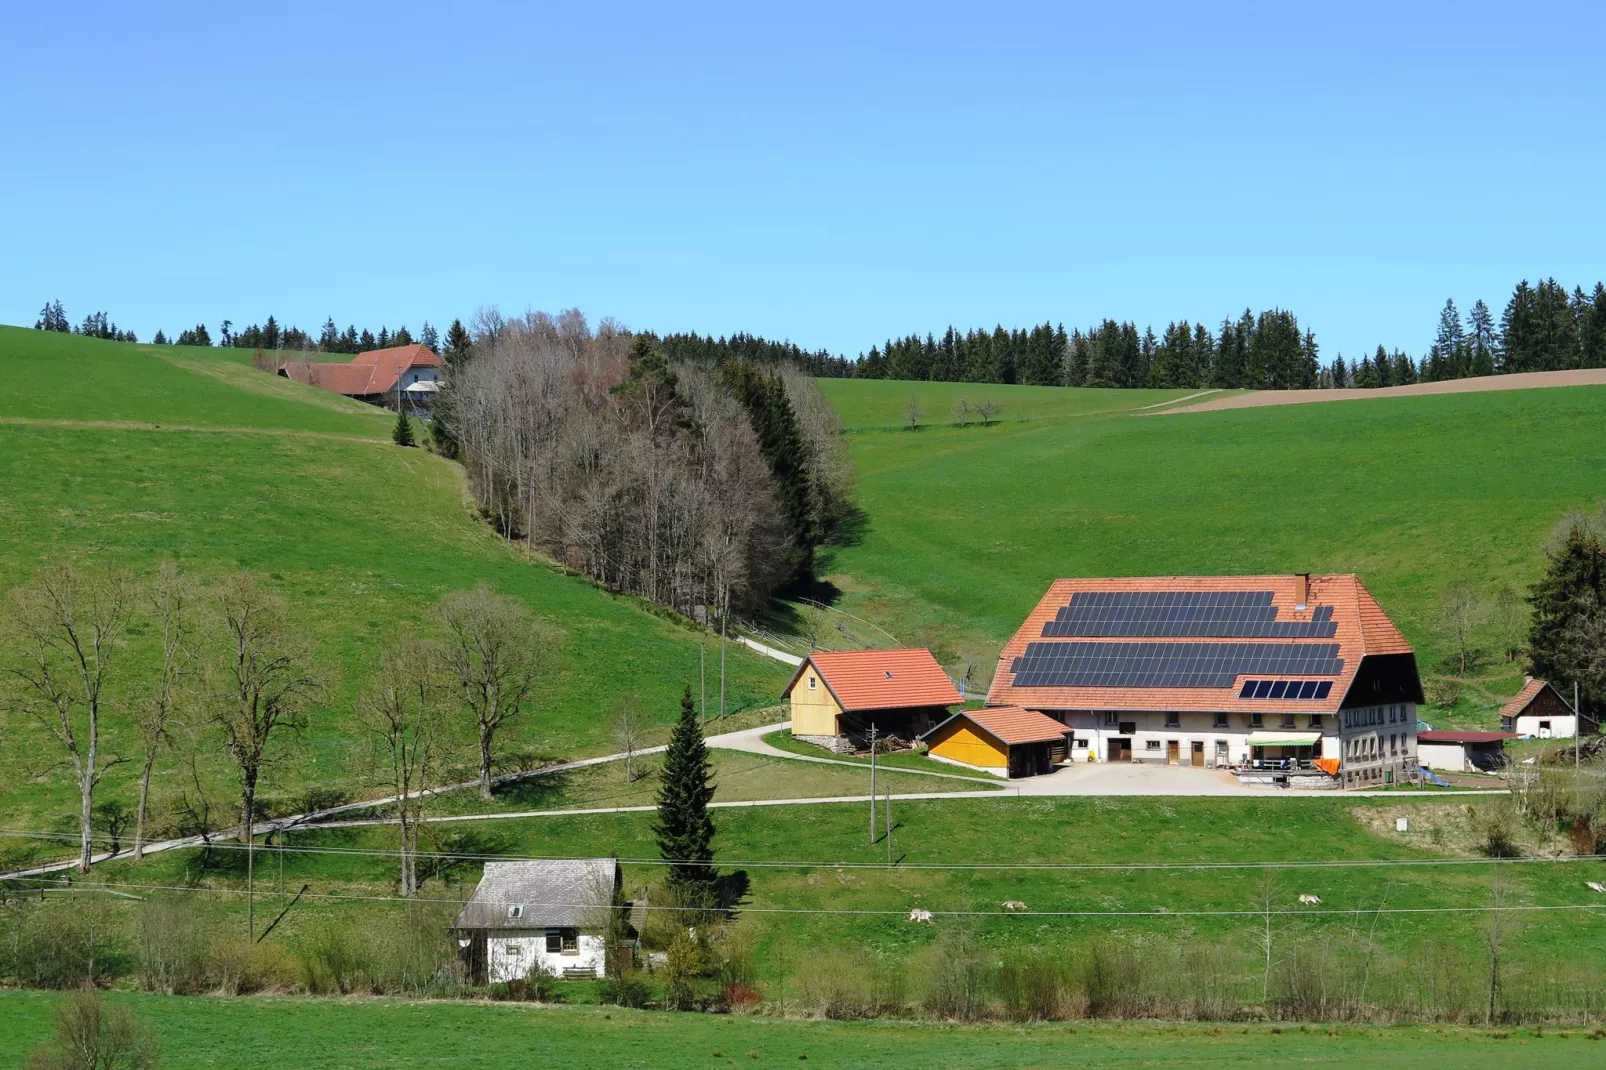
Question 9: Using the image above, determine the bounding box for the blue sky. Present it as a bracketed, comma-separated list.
[3, 1, 1603, 359]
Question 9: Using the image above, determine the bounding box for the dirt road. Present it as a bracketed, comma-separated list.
[1163, 368, 1606, 415]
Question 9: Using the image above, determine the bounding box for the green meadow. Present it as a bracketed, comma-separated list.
[0, 327, 787, 840]
[815, 378, 1606, 723]
[3, 990, 1594, 1070]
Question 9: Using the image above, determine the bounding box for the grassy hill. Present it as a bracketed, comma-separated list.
[814, 378, 1606, 724]
[0, 327, 788, 837]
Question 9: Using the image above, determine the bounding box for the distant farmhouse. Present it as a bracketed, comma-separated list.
[782, 648, 962, 754]
[1499, 677, 1596, 738]
[985, 574, 1426, 789]
[277, 343, 442, 413]
[451, 859, 622, 984]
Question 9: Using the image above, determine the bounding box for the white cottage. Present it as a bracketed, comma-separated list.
[1498, 678, 1596, 739]
[452, 859, 620, 983]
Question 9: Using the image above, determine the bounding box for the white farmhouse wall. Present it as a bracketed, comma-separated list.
[1417, 741, 1468, 772]
[1515, 713, 1579, 739]
[487, 932, 606, 982]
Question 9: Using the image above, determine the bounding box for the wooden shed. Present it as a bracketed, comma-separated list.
[1416, 730, 1515, 773]
[921, 705, 1069, 778]
[1499, 678, 1596, 738]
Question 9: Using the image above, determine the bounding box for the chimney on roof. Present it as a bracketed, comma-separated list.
[1294, 573, 1310, 611]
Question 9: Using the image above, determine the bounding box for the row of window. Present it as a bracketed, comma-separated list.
[1342, 704, 1411, 729]
[1102, 711, 1324, 730]
[1345, 733, 1411, 760]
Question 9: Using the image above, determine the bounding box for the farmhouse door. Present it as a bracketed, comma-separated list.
[1191, 741, 1205, 767]
[1166, 740, 1179, 765]
[1108, 738, 1132, 762]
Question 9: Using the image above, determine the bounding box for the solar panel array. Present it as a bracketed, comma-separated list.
[1009, 641, 1344, 689]
[1237, 679, 1334, 700]
[1041, 590, 1338, 639]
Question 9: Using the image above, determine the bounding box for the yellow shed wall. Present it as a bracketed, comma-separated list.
[787, 668, 843, 736]
[930, 723, 1009, 768]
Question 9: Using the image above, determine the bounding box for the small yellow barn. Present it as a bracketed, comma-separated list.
[922, 706, 1069, 778]
[782, 648, 962, 750]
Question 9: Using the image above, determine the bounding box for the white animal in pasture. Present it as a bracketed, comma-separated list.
[1002, 900, 1028, 912]
[1298, 894, 1322, 906]
[908, 908, 934, 924]
[1586, 881, 1606, 894]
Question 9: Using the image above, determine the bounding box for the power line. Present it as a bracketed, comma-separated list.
[5, 827, 1606, 873]
[3, 873, 1603, 920]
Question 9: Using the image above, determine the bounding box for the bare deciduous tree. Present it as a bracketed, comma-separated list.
[1, 567, 132, 872]
[361, 634, 446, 897]
[24, 988, 159, 1070]
[903, 395, 923, 430]
[1490, 583, 1526, 664]
[438, 583, 548, 798]
[1482, 877, 1518, 1025]
[208, 573, 320, 931]
[611, 694, 647, 783]
[952, 395, 971, 425]
[133, 562, 194, 861]
[975, 397, 1001, 427]
[1440, 581, 1488, 676]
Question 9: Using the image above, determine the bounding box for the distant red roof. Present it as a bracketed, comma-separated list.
[1497, 678, 1574, 720]
[928, 705, 1069, 746]
[785, 649, 961, 712]
[278, 343, 441, 397]
[1418, 730, 1515, 744]
[986, 574, 1418, 714]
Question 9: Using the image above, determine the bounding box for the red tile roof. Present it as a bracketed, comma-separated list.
[1497, 678, 1574, 720]
[985, 574, 1414, 715]
[939, 705, 1069, 746]
[279, 344, 442, 397]
[785, 649, 961, 712]
[1418, 730, 1516, 744]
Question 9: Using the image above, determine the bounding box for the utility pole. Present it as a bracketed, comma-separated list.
[868, 723, 879, 845]
[700, 643, 707, 725]
[719, 615, 727, 718]
[246, 819, 254, 939]
[1576, 681, 1581, 769]
[886, 774, 899, 867]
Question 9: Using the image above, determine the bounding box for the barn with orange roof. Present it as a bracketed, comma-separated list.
[782, 648, 962, 753]
[985, 573, 1425, 788]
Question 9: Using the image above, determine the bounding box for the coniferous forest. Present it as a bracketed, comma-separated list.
[29, 276, 1606, 391]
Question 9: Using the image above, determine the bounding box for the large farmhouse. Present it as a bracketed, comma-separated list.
[782, 648, 962, 753]
[277, 343, 442, 412]
[985, 574, 1425, 788]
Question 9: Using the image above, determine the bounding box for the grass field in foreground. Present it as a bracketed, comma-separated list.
[814, 377, 1606, 727]
[1, 991, 1599, 1070]
[0, 327, 786, 850]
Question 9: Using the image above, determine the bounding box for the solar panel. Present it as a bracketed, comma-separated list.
[1234, 679, 1340, 701]
[1011, 642, 1344, 689]
[1041, 591, 1338, 639]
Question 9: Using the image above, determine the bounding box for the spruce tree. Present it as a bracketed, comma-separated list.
[654, 685, 717, 889]
[1528, 509, 1606, 717]
[443, 319, 473, 369]
[392, 407, 415, 447]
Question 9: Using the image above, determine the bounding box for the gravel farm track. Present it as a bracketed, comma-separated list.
[1161, 367, 1606, 415]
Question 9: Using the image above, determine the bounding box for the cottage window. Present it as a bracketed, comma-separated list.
[507, 905, 523, 920]
[1103, 711, 1118, 726]
[807, 676, 816, 690]
[1249, 713, 1263, 729]
[1146, 740, 1161, 751]
[1280, 714, 1296, 729]
[545, 930, 579, 954]
[1165, 712, 1180, 728]
[1213, 713, 1229, 729]
[1118, 721, 1136, 736]
[1308, 714, 1323, 728]
[506, 944, 523, 956]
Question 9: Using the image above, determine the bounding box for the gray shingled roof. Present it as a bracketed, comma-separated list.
[452, 859, 619, 931]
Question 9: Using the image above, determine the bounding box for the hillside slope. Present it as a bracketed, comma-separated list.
[816, 378, 1606, 722]
[0, 327, 786, 838]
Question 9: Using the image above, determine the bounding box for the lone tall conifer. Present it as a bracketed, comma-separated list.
[655, 685, 716, 889]
[392, 407, 415, 447]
